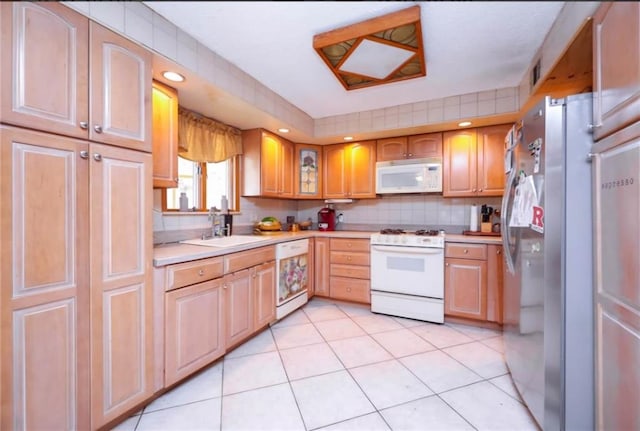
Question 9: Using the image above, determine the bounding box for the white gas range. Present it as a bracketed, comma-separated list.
[370, 229, 445, 324]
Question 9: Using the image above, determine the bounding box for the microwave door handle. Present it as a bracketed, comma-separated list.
[371, 245, 443, 255]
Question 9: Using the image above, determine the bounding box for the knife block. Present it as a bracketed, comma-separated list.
[481, 222, 492, 233]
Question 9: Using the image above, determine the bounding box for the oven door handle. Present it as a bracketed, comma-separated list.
[371, 245, 443, 255]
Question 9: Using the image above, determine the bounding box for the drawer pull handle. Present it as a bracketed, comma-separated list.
[347, 256, 352, 261]
[463, 249, 468, 254]
[347, 287, 351, 292]
[198, 269, 205, 276]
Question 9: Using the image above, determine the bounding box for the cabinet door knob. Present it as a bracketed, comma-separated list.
[408, 153, 413, 157]
[94, 125, 103, 133]
[445, 262, 449, 266]
[93, 153, 102, 162]
[79, 121, 88, 130]
[402, 153, 407, 157]
[79, 150, 89, 159]
[223, 284, 228, 289]
[198, 269, 205, 276]
[479, 188, 483, 192]
[497, 249, 501, 255]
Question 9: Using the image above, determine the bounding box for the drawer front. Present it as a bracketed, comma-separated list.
[225, 246, 276, 273]
[330, 238, 370, 252]
[330, 277, 371, 304]
[166, 257, 224, 291]
[330, 251, 370, 266]
[445, 243, 487, 260]
[330, 263, 370, 279]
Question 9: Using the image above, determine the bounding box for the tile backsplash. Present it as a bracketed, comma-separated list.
[153, 190, 502, 244]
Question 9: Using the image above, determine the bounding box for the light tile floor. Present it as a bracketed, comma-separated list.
[113, 298, 540, 431]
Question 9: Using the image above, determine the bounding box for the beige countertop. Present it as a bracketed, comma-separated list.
[154, 230, 503, 267]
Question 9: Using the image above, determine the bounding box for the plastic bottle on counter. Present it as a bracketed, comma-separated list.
[220, 195, 229, 213]
[179, 192, 189, 212]
[469, 204, 478, 232]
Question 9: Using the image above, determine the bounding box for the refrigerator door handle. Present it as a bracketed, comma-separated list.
[501, 168, 517, 274]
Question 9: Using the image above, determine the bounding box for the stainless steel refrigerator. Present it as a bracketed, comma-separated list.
[501, 94, 594, 431]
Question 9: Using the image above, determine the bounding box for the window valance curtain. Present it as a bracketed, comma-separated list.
[178, 106, 243, 163]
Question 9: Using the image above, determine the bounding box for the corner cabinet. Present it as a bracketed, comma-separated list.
[592, 2, 640, 141]
[294, 143, 323, 199]
[323, 140, 376, 199]
[152, 80, 179, 188]
[377, 133, 443, 161]
[443, 125, 510, 197]
[0, 2, 151, 152]
[242, 129, 294, 198]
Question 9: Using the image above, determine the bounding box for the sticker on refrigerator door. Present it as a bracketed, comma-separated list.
[509, 175, 539, 227]
[528, 138, 542, 173]
[530, 205, 544, 233]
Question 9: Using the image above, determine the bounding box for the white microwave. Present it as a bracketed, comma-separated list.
[375, 157, 443, 194]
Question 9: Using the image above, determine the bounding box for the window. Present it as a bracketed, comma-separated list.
[165, 156, 239, 211]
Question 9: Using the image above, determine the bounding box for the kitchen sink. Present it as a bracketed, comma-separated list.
[180, 235, 271, 248]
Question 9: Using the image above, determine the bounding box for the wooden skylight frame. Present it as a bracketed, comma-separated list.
[313, 5, 426, 91]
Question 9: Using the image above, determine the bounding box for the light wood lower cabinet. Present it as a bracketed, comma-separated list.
[0, 126, 91, 430]
[329, 238, 371, 304]
[164, 278, 225, 387]
[253, 261, 276, 331]
[314, 238, 330, 297]
[223, 269, 254, 350]
[90, 143, 153, 429]
[0, 126, 153, 430]
[444, 242, 503, 323]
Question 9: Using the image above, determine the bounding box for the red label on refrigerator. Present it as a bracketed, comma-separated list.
[531, 205, 544, 233]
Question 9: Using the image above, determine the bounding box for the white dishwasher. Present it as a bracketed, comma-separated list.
[275, 239, 309, 320]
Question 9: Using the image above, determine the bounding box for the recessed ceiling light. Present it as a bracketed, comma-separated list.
[278, 128, 290, 133]
[458, 121, 472, 127]
[343, 136, 354, 141]
[162, 71, 185, 82]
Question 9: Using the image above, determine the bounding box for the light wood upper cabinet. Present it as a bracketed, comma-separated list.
[377, 133, 442, 161]
[443, 125, 509, 197]
[242, 129, 294, 198]
[0, 126, 91, 431]
[443, 129, 477, 197]
[477, 124, 511, 196]
[152, 80, 179, 188]
[593, 2, 640, 141]
[294, 143, 323, 199]
[0, 3, 152, 151]
[89, 22, 151, 152]
[0, 2, 89, 139]
[90, 143, 153, 429]
[323, 140, 376, 199]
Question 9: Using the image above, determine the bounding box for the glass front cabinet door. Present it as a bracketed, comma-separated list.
[294, 143, 323, 199]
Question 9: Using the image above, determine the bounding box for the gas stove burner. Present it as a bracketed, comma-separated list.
[415, 229, 440, 236]
[380, 228, 405, 235]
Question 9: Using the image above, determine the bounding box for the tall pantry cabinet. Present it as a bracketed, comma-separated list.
[0, 2, 153, 430]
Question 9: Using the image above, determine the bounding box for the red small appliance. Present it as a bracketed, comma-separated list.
[317, 205, 336, 231]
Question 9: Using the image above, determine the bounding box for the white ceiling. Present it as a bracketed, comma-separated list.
[144, 1, 565, 122]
